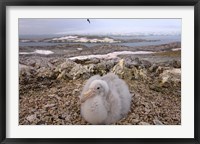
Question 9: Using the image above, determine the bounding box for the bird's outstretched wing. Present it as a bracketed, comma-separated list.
[80, 75, 101, 98]
[87, 19, 90, 24]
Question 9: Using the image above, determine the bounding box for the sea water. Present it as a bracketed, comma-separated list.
[19, 35, 181, 47]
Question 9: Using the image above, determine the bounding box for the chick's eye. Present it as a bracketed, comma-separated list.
[97, 87, 100, 89]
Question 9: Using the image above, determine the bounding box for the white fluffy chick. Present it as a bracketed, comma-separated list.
[80, 73, 132, 124]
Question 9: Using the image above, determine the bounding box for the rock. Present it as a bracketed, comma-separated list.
[44, 104, 56, 108]
[72, 89, 79, 95]
[132, 57, 141, 65]
[155, 66, 164, 74]
[139, 122, 150, 125]
[140, 60, 152, 68]
[112, 59, 133, 80]
[37, 67, 56, 80]
[56, 59, 111, 80]
[130, 66, 149, 81]
[160, 68, 181, 87]
[22, 59, 37, 67]
[153, 118, 164, 125]
[83, 64, 96, 73]
[132, 67, 139, 80]
[19, 64, 36, 85]
[72, 58, 100, 65]
[85, 58, 100, 64]
[47, 62, 55, 69]
[48, 94, 61, 100]
[36, 121, 46, 125]
[139, 68, 149, 81]
[55, 60, 77, 80]
[150, 68, 181, 92]
[57, 70, 67, 80]
[104, 59, 117, 70]
[171, 60, 181, 68]
[112, 58, 148, 81]
[56, 59, 77, 72]
[96, 61, 108, 74]
[49, 58, 66, 66]
[29, 61, 36, 67]
[112, 59, 125, 71]
[19, 64, 35, 76]
[26, 114, 37, 122]
[125, 57, 141, 68]
[130, 119, 140, 123]
[149, 63, 158, 72]
[69, 64, 90, 80]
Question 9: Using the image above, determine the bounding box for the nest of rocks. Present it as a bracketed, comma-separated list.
[19, 56, 181, 125]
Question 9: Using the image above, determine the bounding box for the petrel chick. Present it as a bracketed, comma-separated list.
[80, 73, 132, 124]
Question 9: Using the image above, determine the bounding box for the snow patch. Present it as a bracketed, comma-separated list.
[19, 50, 54, 55]
[69, 51, 154, 60]
[172, 48, 181, 51]
[20, 40, 31, 42]
[19, 52, 35, 55]
[77, 48, 83, 51]
[50, 36, 120, 43]
[35, 50, 54, 55]
[52, 36, 78, 40]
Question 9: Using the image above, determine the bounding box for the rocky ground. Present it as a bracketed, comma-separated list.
[19, 42, 181, 57]
[19, 44, 181, 125]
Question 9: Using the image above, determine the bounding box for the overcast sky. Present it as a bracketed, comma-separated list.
[19, 19, 181, 35]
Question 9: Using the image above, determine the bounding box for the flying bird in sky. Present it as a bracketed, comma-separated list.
[87, 19, 90, 24]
